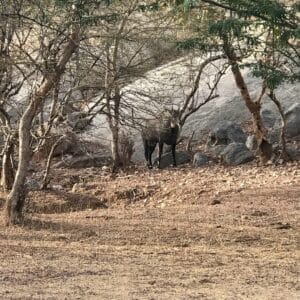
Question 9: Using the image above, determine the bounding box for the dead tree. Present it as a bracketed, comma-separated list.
[5, 27, 81, 225]
[0, 107, 16, 191]
[179, 54, 227, 126]
[40, 135, 65, 190]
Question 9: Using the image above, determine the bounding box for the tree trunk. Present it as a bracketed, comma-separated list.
[5, 28, 81, 225]
[5, 101, 36, 224]
[111, 125, 121, 171]
[186, 130, 195, 152]
[268, 91, 290, 161]
[106, 88, 122, 172]
[41, 135, 65, 190]
[112, 91, 121, 170]
[1, 135, 15, 191]
[0, 109, 15, 191]
[223, 38, 272, 163]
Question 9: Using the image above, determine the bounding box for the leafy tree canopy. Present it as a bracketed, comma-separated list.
[170, 0, 299, 89]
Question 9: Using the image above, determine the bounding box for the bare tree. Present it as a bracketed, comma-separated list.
[0, 108, 15, 191]
[80, 0, 179, 170]
[2, 1, 93, 224]
[6, 26, 81, 224]
[179, 54, 227, 126]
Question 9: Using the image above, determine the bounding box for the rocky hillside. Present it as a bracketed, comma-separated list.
[83, 56, 300, 162]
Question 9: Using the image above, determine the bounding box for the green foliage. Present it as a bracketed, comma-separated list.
[80, 12, 120, 26]
[278, 27, 300, 46]
[138, 1, 160, 12]
[243, 62, 287, 89]
[53, 0, 115, 25]
[176, 0, 300, 88]
[208, 18, 252, 38]
[55, 0, 112, 7]
[265, 65, 298, 89]
[163, 0, 192, 9]
[223, 0, 285, 18]
[214, 0, 298, 29]
[176, 37, 221, 51]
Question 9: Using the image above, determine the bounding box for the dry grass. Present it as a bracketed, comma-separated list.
[0, 162, 299, 299]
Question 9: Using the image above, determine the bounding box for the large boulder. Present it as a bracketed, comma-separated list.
[246, 135, 257, 151]
[208, 144, 227, 158]
[261, 109, 279, 129]
[192, 152, 210, 167]
[207, 121, 247, 147]
[284, 103, 300, 138]
[287, 146, 300, 161]
[66, 112, 91, 131]
[153, 151, 191, 168]
[36, 130, 83, 160]
[269, 103, 300, 142]
[53, 154, 112, 169]
[220, 143, 255, 165]
[206, 121, 248, 161]
[268, 127, 281, 144]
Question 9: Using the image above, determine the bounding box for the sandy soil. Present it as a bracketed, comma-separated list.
[0, 162, 299, 299]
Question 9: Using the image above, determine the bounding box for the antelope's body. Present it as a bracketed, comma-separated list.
[142, 110, 180, 169]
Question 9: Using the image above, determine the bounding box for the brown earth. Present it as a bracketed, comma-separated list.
[0, 162, 299, 299]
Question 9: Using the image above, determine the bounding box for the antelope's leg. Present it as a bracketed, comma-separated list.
[171, 143, 177, 167]
[144, 141, 148, 163]
[148, 145, 156, 169]
[158, 142, 164, 168]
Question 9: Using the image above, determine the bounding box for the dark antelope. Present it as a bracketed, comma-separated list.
[142, 109, 181, 169]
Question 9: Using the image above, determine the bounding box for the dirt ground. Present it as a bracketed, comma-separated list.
[0, 162, 299, 299]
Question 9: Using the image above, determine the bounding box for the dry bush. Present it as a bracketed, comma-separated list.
[33, 132, 78, 161]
